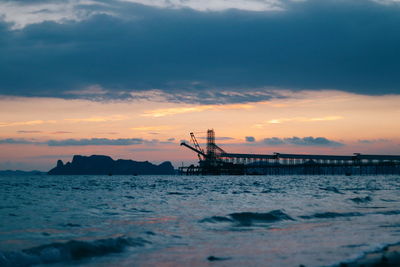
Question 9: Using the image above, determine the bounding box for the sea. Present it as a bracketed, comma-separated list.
[1, 174, 400, 267]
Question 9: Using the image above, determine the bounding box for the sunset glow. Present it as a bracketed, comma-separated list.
[0, 90, 399, 170]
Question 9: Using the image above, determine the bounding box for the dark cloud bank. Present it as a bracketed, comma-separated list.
[263, 137, 344, 147]
[0, 138, 146, 146]
[1, 0, 400, 104]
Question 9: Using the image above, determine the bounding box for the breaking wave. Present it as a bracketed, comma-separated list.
[0, 237, 149, 267]
[200, 210, 294, 226]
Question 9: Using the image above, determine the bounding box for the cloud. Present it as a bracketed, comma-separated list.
[0, 0, 113, 30]
[64, 84, 108, 96]
[0, 120, 56, 127]
[17, 130, 42, 134]
[0, 0, 400, 103]
[131, 125, 174, 131]
[2, 0, 398, 30]
[263, 137, 285, 145]
[65, 115, 128, 123]
[0, 137, 150, 146]
[17, 130, 72, 134]
[263, 136, 344, 147]
[46, 138, 144, 146]
[51, 131, 73, 134]
[119, 0, 284, 12]
[93, 132, 119, 135]
[0, 138, 37, 144]
[267, 116, 343, 124]
[245, 136, 256, 142]
[142, 103, 253, 117]
[373, 0, 400, 5]
[150, 89, 283, 105]
[358, 139, 390, 144]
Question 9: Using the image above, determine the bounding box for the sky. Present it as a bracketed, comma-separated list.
[0, 0, 399, 171]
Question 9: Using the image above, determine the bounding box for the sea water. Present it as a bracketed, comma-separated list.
[1, 174, 400, 267]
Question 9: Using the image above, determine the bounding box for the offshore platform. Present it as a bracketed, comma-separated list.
[179, 129, 400, 175]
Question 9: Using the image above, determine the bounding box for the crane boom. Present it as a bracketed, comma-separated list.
[190, 132, 205, 160]
[180, 142, 207, 158]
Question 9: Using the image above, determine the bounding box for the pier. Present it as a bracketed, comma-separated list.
[179, 130, 400, 175]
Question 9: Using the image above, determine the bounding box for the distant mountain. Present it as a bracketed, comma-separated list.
[48, 155, 175, 175]
[0, 170, 45, 175]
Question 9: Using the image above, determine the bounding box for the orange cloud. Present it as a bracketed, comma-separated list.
[131, 125, 175, 131]
[266, 116, 343, 124]
[65, 114, 128, 123]
[142, 103, 254, 117]
[0, 120, 56, 127]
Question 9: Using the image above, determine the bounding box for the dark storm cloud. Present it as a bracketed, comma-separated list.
[1, 0, 400, 104]
[263, 137, 344, 147]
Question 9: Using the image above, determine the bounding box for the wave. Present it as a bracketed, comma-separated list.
[301, 209, 400, 221]
[300, 211, 363, 219]
[375, 210, 400, 215]
[200, 210, 294, 226]
[260, 188, 285, 194]
[331, 241, 400, 267]
[349, 196, 372, 204]
[63, 223, 81, 227]
[320, 186, 343, 194]
[0, 236, 149, 267]
[207, 255, 232, 261]
[200, 216, 234, 223]
[380, 198, 398, 202]
[167, 192, 187, 195]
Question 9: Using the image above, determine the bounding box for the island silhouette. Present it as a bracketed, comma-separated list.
[48, 155, 175, 175]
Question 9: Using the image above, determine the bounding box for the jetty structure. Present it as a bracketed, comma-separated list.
[179, 129, 400, 175]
